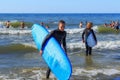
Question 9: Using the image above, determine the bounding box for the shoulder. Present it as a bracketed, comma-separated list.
[91, 29, 96, 34]
[53, 29, 58, 32]
[51, 29, 58, 32]
[50, 30, 56, 34]
[91, 29, 94, 32]
[63, 31, 67, 34]
[54, 29, 66, 33]
[50, 29, 59, 34]
[83, 28, 87, 32]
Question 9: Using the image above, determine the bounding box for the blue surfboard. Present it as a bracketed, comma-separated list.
[114, 77, 120, 80]
[32, 24, 72, 80]
[87, 32, 97, 47]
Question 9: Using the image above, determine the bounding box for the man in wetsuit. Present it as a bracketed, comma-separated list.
[82, 22, 97, 56]
[39, 20, 67, 79]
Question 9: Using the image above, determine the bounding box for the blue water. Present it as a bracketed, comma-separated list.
[0, 13, 120, 27]
[0, 13, 120, 79]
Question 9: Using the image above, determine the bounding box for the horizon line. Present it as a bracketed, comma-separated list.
[0, 12, 120, 14]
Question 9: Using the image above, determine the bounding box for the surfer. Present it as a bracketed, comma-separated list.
[82, 22, 97, 56]
[39, 20, 67, 79]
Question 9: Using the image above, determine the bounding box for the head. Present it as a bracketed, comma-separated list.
[46, 25, 49, 28]
[86, 22, 93, 29]
[80, 22, 83, 23]
[40, 22, 44, 26]
[58, 20, 66, 31]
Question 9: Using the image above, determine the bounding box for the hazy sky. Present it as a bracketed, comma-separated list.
[0, 0, 120, 13]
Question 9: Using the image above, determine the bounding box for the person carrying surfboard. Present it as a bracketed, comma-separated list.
[82, 22, 97, 56]
[39, 20, 67, 79]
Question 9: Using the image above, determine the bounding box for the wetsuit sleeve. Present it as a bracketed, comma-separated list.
[63, 32, 67, 53]
[92, 30, 97, 42]
[82, 29, 85, 41]
[40, 31, 54, 51]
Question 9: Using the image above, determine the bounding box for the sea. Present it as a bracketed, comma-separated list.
[0, 13, 120, 80]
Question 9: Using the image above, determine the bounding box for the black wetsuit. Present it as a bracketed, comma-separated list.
[82, 28, 97, 56]
[116, 26, 119, 30]
[114, 22, 120, 30]
[115, 24, 119, 30]
[41, 29, 67, 79]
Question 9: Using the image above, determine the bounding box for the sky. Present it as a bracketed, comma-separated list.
[0, 0, 120, 13]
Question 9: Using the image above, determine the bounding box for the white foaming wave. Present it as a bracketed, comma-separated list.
[68, 41, 85, 49]
[0, 28, 31, 34]
[0, 68, 119, 79]
[0, 28, 84, 35]
[0, 69, 55, 80]
[66, 28, 85, 34]
[65, 26, 98, 34]
[0, 26, 98, 35]
[73, 67, 120, 77]
[20, 40, 120, 50]
[95, 41, 120, 49]
[92, 26, 99, 32]
[0, 75, 24, 80]
[68, 40, 120, 50]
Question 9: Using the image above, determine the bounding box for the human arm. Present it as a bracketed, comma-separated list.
[92, 30, 97, 43]
[63, 32, 67, 53]
[82, 29, 85, 43]
[39, 31, 54, 56]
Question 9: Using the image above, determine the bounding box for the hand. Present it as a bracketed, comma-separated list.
[39, 50, 43, 56]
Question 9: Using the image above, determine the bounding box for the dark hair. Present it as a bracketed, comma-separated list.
[59, 20, 66, 24]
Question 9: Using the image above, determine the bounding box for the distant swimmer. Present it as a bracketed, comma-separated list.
[46, 25, 50, 29]
[40, 22, 50, 29]
[79, 21, 83, 28]
[20, 21, 25, 29]
[82, 22, 97, 56]
[110, 21, 115, 28]
[104, 23, 108, 27]
[40, 22, 45, 27]
[6, 21, 10, 28]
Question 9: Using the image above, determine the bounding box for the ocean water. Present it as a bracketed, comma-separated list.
[0, 13, 120, 80]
